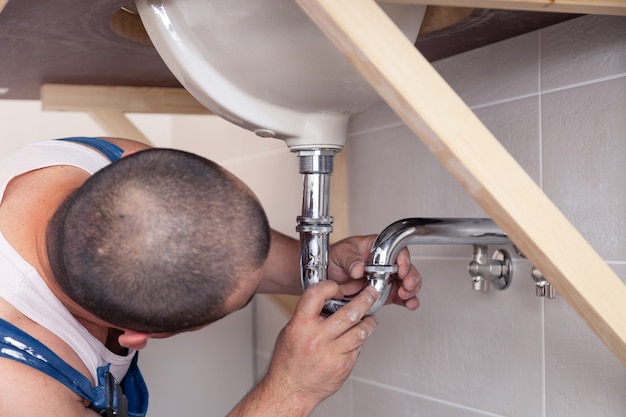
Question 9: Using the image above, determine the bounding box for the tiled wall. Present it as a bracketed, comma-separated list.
[255, 14, 626, 417]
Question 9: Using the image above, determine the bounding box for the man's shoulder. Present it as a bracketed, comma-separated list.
[0, 356, 98, 416]
[0, 301, 94, 383]
[0, 304, 97, 415]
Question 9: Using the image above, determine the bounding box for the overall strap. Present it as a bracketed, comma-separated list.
[0, 318, 99, 403]
[56, 137, 124, 162]
[0, 318, 142, 416]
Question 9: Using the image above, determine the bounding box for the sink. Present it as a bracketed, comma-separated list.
[136, 0, 426, 149]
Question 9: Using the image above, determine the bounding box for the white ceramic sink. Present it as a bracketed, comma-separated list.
[136, 0, 426, 149]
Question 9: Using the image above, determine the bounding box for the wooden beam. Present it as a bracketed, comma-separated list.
[378, 0, 626, 16]
[41, 84, 211, 115]
[330, 145, 350, 243]
[297, 0, 626, 365]
[41, 84, 214, 146]
[87, 110, 153, 145]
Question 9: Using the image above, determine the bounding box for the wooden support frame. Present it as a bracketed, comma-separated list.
[41, 84, 212, 145]
[296, 0, 626, 366]
[379, 0, 626, 16]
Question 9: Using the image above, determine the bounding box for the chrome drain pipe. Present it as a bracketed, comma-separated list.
[295, 149, 337, 307]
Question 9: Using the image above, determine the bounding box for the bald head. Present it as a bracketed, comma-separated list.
[47, 148, 270, 333]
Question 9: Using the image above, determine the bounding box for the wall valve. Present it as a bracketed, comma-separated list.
[531, 267, 556, 299]
[468, 245, 512, 293]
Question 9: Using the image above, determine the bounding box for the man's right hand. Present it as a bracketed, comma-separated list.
[228, 280, 378, 417]
[267, 281, 378, 415]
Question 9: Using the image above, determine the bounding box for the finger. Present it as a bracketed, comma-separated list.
[397, 265, 422, 300]
[393, 275, 421, 310]
[335, 315, 378, 354]
[330, 235, 376, 280]
[403, 296, 420, 311]
[386, 266, 421, 310]
[394, 247, 413, 278]
[388, 291, 420, 310]
[295, 281, 343, 319]
[324, 286, 378, 339]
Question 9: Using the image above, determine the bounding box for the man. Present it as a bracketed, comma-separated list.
[0, 137, 421, 416]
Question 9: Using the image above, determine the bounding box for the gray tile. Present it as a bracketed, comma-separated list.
[349, 99, 404, 137]
[353, 380, 505, 417]
[544, 264, 626, 417]
[472, 96, 541, 186]
[541, 77, 626, 261]
[254, 295, 290, 356]
[311, 380, 353, 417]
[140, 308, 254, 417]
[348, 122, 484, 232]
[347, 96, 540, 258]
[541, 16, 626, 91]
[353, 258, 543, 416]
[433, 31, 539, 107]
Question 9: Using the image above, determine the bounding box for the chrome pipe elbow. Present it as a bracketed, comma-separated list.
[321, 218, 511, 316]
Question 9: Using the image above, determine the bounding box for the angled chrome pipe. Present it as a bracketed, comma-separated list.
[315, 218, 512, 316]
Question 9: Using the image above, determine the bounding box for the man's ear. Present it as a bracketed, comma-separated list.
[118, 330, 150, 350]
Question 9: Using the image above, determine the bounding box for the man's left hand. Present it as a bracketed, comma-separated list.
[327, 235, 421, 311]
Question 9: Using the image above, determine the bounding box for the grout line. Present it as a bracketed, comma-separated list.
[349, 72, 626, 138]
[538, 29, 547, 417]
[541, 72, 626, 96]
[469, 92, 540, 111]
[350, 376, 508, 417]
[467, 72, 625, 113]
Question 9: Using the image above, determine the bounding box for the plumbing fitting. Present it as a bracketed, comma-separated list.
[296, 148, 337, 309]
[531, 267, 556, 299]
[513, 247, 557, 299]
[467, 245, 512, 293]
[304, 218, 513, 316]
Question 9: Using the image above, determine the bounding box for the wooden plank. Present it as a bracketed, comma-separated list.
[270, 294, 299, 316]
[87, 110, 153, 146]
[41, 84, 211, 115]
[330, 145, 350, 243]
[297, 0, 626, 365]
[378, 0, 626, 16]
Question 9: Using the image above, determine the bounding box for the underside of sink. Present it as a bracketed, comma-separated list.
[136, 0, 426, 148]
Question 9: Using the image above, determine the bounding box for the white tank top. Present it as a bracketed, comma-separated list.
[0, 140, 135, 383]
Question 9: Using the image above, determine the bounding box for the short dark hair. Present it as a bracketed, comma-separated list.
[47, 148, 270, 333]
